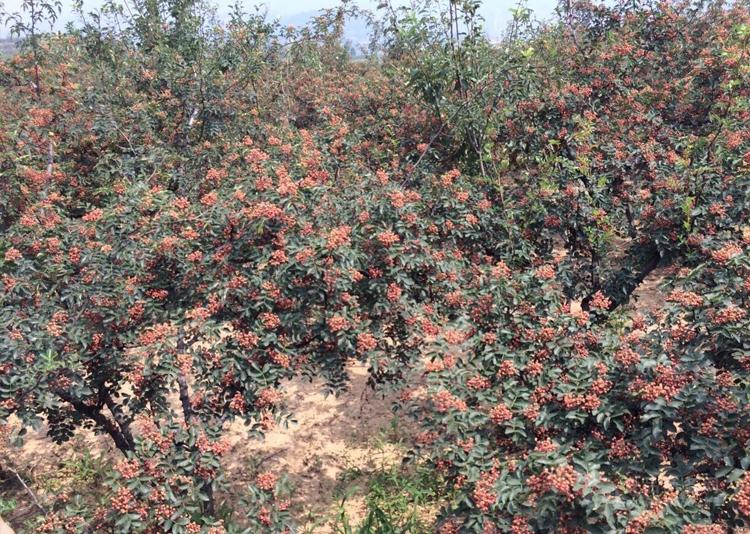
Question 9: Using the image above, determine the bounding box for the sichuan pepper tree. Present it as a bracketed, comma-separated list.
[0, 98, 503, 530]
[404, 233, 750, 532]
[385, 0, 750, 310]
[1, 0, 750, 532]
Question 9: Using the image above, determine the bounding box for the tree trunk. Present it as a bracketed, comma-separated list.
[583, 241, 662, 312]
[56, 392, 134, 454]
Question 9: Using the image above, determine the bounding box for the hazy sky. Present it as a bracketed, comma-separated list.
[0, 0, 558, 38]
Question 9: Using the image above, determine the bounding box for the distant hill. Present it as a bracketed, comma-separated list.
[274, 4, 546, 53]
[278, 10, 373, 55]
[0, 38, 18, 57]
[0, 2, 544, 59]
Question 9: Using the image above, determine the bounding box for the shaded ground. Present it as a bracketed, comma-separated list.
[625, 265, 672, 318]
[0, 415, 112, 531]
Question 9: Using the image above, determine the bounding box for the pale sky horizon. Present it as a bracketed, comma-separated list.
[0, 0, 559, 39]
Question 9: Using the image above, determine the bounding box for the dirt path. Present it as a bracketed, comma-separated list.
[626, 265, 672, 318]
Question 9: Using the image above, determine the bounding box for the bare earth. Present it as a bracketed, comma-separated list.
[223, 362, 406, 532]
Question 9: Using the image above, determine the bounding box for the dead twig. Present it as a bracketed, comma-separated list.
[6, 466, 47, 516]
